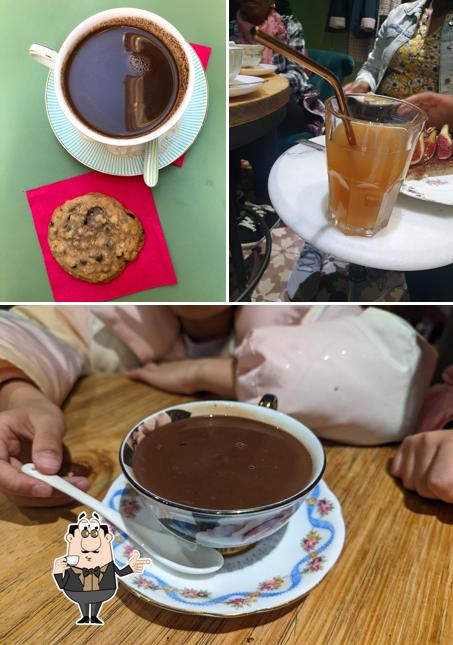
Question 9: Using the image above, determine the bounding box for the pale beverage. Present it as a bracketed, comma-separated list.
[325, 95, 426, 237]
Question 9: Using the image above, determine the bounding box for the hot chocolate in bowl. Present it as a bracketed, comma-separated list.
[120, 398, 326, 554]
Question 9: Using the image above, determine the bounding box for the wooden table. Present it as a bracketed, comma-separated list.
[1, 374, 452, 644]
[230, 75, 290, 128]
[229, 74, 290, 149]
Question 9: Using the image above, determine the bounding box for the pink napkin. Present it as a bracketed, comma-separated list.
[173, 43, 212, 168]
[26, 172, 177, 302]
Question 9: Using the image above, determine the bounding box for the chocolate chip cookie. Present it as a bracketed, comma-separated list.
[48, 193, 144, 283]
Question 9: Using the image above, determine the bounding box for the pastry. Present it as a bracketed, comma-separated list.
[48, 193, 144, 283]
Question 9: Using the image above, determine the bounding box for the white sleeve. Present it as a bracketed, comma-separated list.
[0, 311, 84, 404]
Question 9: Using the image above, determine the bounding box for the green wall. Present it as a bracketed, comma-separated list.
[292, 0, 349, 53]
[291, 0, 360, 80]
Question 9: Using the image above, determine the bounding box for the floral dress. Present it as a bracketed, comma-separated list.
[378, 9, 441, 99]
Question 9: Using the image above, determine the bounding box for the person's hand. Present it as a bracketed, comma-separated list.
[127, 360, 204, 395]
[0, 381, 90, 507]
[406, 92, 453, 130]
[127, 549, 151, 573]
[53, 556, 69, 575]
[391, 430, 453, 502]
[343, 80, 370, 94]
[127, 357, 235, 398]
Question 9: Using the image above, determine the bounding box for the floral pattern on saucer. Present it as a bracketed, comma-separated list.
[103, 476, 345, 616]
[401, 174, 453, 206]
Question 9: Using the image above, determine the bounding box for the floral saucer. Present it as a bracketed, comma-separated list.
[401, 173, 453, 206]
[103, 475, 345, 617]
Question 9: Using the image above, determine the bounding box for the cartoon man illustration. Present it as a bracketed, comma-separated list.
[53, 512, 151, 625]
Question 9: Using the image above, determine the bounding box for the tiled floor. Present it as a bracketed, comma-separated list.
[250, 226, 409, 302]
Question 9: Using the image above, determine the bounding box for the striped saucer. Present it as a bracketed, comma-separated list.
[45, 47, 208, 176]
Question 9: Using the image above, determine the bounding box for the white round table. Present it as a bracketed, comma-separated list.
[268, 138, 453, 271]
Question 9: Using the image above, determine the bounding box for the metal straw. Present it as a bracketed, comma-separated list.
[252, 27, 356, 146]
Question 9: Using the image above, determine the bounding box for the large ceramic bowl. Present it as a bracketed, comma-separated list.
[119, 398, 326, 551]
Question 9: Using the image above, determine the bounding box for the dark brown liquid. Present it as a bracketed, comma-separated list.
[63, 25, 179, 138]
[132, 415, 313, 510]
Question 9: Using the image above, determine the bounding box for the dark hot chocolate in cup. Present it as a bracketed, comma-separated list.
[29, 9, 195, 149]
[120, 400, 326, 551]
[132, 414, 314, 511]
[61, 17, 190, 139]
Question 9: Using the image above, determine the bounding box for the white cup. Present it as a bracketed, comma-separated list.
[29, 8, 195, 187]
[65, 555, 80, 566]
[229, 46, 243, 83]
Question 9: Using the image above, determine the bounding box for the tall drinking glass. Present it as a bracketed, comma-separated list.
[325, 94, 426, 237]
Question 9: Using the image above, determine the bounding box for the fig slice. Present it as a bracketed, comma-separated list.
[423, 127, 438, 163]
[436, 124, 452, 161]
[410, 132, 425, 165]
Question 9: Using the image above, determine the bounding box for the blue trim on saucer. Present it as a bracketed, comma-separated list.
[107, 483, 336, 609]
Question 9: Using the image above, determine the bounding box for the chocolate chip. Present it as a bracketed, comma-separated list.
[95, 253, 103, 262]
[126, 212, 136, 219]
[87, 206, 104, 216]
[80, 260, 87, 266]
[84, 206, 104, 226]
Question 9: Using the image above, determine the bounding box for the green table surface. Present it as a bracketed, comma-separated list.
[0, 0, 226, 302]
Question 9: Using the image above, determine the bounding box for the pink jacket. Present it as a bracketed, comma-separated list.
[0, 305, 439, 445]
[416, 365, 453, 432]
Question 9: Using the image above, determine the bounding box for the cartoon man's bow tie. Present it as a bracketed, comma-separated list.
[82, 567, 101, 577]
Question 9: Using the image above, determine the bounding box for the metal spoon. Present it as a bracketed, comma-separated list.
[22, 463, 223, 576]
[296, 139, 326, 152]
